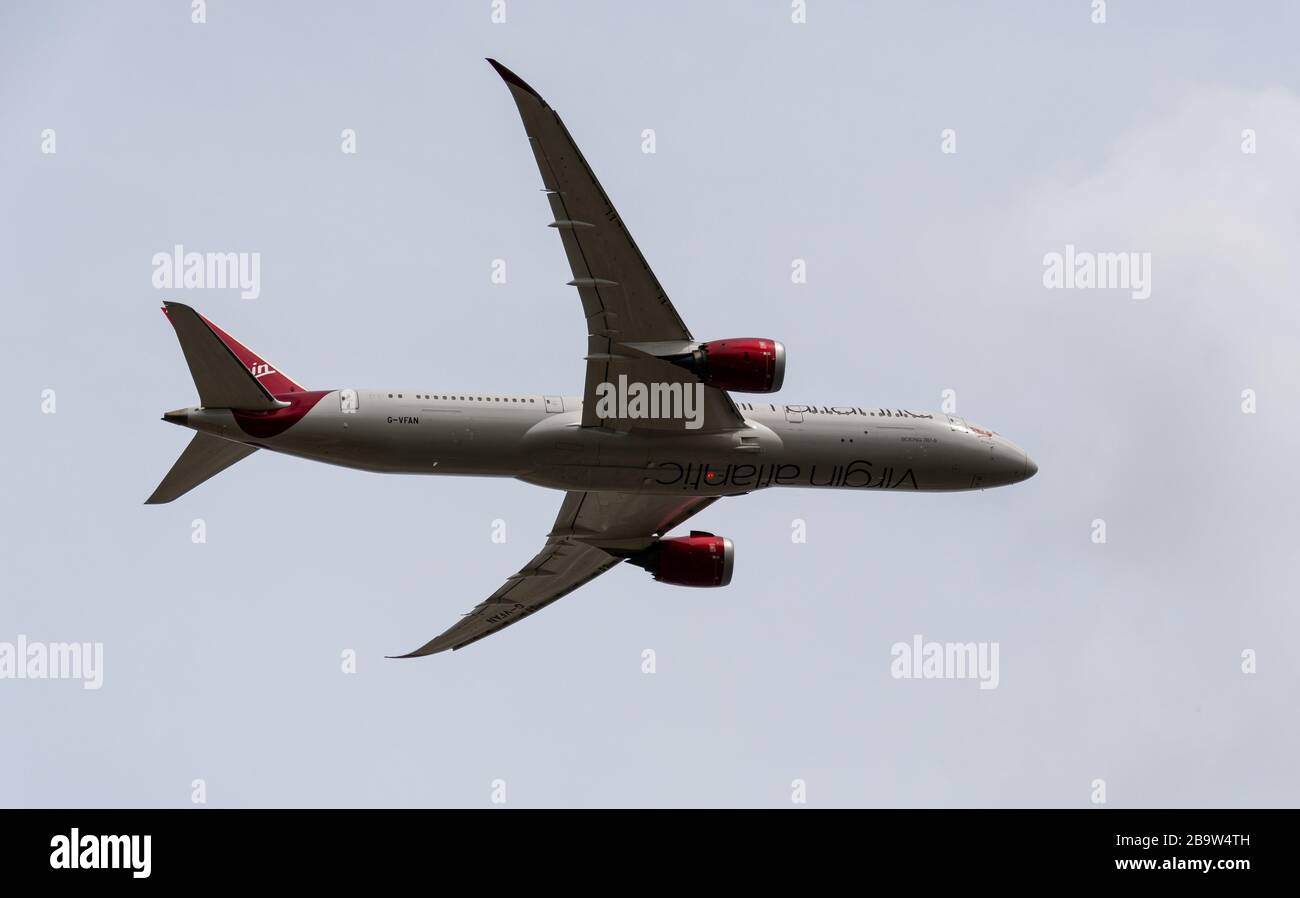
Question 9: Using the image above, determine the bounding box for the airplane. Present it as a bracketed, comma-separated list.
[146, 59, 1036, 656]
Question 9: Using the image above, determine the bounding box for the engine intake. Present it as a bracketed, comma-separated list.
[630, 532, 734, 588]
[672, 338, 785, 393]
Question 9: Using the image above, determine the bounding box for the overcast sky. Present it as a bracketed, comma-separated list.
[3, 0, 1298, 807]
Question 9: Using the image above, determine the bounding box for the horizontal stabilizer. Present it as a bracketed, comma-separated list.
[145, 433, 258, 504]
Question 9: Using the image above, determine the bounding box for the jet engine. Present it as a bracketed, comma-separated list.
[668, 338, 785, 393]
[629, 532, 735, 587]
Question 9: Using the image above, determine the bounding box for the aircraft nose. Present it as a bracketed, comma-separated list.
[995, 436, 1036, 484]
[954, 422, 1037, 488]
[971, 432, 1037, 487]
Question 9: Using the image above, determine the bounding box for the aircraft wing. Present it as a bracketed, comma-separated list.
[392, 491, 718, 656]
[487, 58, 745, 434]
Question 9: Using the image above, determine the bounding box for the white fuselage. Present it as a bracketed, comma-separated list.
[177, 389, 1036, 495]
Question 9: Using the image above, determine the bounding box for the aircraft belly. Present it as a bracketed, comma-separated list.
[251, 400, 1005, 492]
[257, 395, 528, 476]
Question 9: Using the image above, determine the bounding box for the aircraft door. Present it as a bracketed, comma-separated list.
[544, 395, 564, 414]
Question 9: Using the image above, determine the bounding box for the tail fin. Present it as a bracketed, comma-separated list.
[145, 433, 258, 504]
[161, 302, 304, 409]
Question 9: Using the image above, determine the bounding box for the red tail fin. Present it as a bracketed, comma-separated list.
[162, 305, 305, 395]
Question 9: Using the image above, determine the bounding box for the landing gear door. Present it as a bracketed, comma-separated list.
[544, 395, 564, 414]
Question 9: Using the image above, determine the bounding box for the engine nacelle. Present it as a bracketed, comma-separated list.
[633, 532, 734, 587]
[676, 338, 785, 393]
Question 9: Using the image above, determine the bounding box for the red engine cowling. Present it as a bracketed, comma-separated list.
[689, 338, 785, 393]
[639, 533, 734, 587]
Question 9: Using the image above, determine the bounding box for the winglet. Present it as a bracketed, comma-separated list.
[486, 58, 549, 106]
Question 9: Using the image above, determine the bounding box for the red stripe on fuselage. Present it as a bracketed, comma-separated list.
[233, 390, 331, 438]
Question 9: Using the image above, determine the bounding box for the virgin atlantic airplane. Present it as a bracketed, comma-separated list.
[147, 60, 1036, 656]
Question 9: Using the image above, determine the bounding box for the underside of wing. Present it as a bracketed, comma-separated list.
[487, 59, 747, 435]
[391, 540, 621, 657]
[391, 491, 719, 656]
